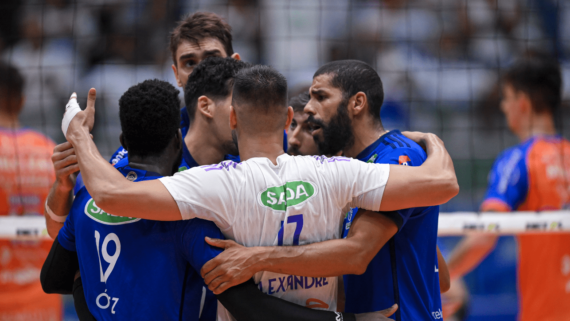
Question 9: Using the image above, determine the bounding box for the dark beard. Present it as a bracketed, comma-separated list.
[309, 99, 354, 156]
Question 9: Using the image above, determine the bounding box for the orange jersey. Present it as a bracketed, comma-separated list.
[0, 128, 60, 320]
[481, 135, 570, 321]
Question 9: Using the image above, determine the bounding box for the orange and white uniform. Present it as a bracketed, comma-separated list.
[481, 135, 570, 321]
[0, 128, 60, 321]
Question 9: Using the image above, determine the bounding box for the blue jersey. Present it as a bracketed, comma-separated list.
[58, 165, 223, 320]
[342, 130, 442, 321]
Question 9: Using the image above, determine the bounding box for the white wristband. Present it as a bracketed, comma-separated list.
[45, 200, 68, 223]
[62, 92, 81, 138]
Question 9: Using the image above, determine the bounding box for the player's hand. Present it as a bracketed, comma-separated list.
[51, 142, 79, 191]
[67, 88, 96, 137]
[355, 304, 398, 321]
[201, 237, 263, 294]
[401, 131, 443, 153]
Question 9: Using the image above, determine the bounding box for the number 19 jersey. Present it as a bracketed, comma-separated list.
[159, 154, 390, 320]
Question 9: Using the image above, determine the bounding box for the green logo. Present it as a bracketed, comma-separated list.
[178, 166, 188, 172]
[259, 181, 316, 211]
[366, 154, 378, 163]
[84, 198, 140, 225]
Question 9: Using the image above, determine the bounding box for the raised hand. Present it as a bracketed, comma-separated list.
[65, 88, 97, 139]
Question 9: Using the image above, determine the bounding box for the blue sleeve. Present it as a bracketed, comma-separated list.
[57, 190, 86, 252]
[178, 219, 225, 272]
[482, 147, 528, 211]
[377, 148, 426, 228]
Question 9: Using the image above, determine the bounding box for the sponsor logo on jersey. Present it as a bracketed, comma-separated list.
[366, 154, 378, 163]
[126, 171, 137, 181]
[259, 181, 317, 211]
[84, 198, 140, 225]
[178, 166, 188, 172]
[399, 155, 410, 166]
[306, 298, 329, 309]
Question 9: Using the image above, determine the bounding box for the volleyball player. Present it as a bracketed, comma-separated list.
[200, 60, 448, 321]
[62, 65, 458, 319]
[45, 79, 397, 321]
[446, 54, 570, 321]
[287, 91, 319, 156]
[44, 12, 242, 237]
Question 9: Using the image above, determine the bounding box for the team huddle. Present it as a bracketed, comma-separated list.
[39, 12, 459, 321]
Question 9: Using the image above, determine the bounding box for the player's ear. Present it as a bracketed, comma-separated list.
[231, 53, 241, 61]
[351, 92, 367, 117]
[285, 106, 294, 129]
[119, 133, 128, 151]
[175, 129, 182, 150]
[171, 64, 183, 88]
[230, 105, 237, 129]
[197, 96, 214, 119]
[518, 91, 532, 115]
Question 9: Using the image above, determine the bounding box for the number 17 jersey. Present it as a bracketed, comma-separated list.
[159, 153, 390, 320]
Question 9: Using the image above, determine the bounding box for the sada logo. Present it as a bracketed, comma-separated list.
[259, 181, 316, 211]
[84, 199, 140, 225]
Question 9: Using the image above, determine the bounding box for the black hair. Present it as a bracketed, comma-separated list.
[504, 54, 561, 114]
[0, 60, 24, 98]
[313, 60, 384, 123]
[289, 91, 310, 113]
[119, 79, 181, 157]
[232, 65, 288, 112]
[184, 57, 250, 124]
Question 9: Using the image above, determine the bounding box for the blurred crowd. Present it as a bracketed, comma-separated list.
[0, 0, 569, 210]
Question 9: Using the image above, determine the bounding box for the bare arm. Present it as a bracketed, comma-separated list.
[447, 233, 498, 281]
[45, 142, 78, 238]
[379, 133, 459, 211]
[201, 209, 398, 294]
[65, 89, 182, 221]
[437, 246, 450, 293]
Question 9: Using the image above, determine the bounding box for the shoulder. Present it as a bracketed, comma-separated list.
[492, 143, 528, 171]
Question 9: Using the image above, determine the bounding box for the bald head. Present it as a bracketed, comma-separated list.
[232, 65, 288, 134]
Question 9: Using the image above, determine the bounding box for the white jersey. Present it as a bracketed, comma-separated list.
[159, 154, 390, 320]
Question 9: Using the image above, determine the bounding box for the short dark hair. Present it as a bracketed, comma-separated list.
[169, 12, 233, 65]
[504, 54, 561, 114]
[119, 79, 181, 157]
[0, 60, 24, 98]
[233, 65, 288, 112]
[314, 60, 384, 122]
[184, 57, 250, 124]
[289, 91, 310, 113]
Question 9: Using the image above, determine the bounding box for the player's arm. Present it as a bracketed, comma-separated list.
[65, 89, 182, 221]
[40, 237, 79, 294]
[45, 142, 79, 238]
[437, 246, 450, 293]
[217, 279, 397, 321]
[379, 132, 459, 211]
[446, 148, 525, 280]
[201, 209, 397, 294]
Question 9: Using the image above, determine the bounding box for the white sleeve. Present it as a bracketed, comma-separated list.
[321, 157, 390, 211]
[158, 166, 238, 230]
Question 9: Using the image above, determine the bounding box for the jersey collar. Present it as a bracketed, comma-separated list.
[356, 130, 402, 162]
[116, 165, 162, 181]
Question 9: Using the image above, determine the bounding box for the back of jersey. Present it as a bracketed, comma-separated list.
[58, 167, 207, 321]
[160, 154, 390, 319]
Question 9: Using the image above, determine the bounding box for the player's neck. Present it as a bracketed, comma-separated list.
[237, 133, 284, 165]
[185, 125, 226, 165]
[127, 156, 174, 177]
[343, 118, 386, 158]
[517, 113, 556, 141]
[0, 111, 20, 129]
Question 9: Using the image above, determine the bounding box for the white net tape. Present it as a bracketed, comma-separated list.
[1, 212, 569, 240]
